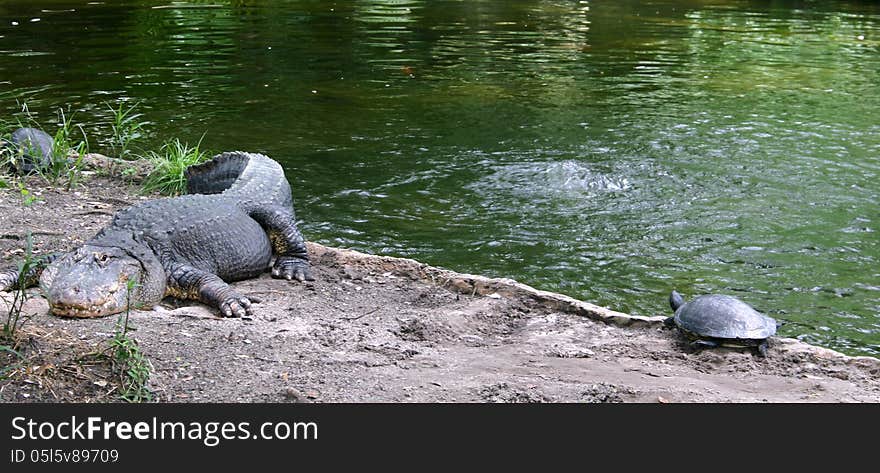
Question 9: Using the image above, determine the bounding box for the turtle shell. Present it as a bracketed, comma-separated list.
[673, 294, 777, 341]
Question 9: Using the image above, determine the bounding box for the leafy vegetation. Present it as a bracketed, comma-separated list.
[41, 108, 89, 189]
[0, 114, 25, 175]
[107, 101, 148, 160]
[1, 233, 37, 342]
[108, 278, 153, 402]
[17, 182, 41, 207]
[141, 136, 208, 196]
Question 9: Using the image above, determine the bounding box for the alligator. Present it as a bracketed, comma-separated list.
[2, 127, 56, 173]
[0, 151, 313, 318]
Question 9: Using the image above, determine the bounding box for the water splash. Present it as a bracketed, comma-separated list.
[472, 159, 631, 201]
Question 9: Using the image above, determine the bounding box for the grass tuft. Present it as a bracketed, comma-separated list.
[107, 101, 147, 160]
[41, 107, 89, 189]
[109, 278, 152, 402]
[141, 136, 208, 196]
[1, 232, 37, 341]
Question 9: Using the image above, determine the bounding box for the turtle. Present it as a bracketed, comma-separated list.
[665, 290, 780, 356]
[3, 127, 56, 173]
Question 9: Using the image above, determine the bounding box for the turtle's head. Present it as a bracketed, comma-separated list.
[40, 244, 162, 318]
[669, 290, 685, 312]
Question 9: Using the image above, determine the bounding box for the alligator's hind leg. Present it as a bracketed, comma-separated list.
[167, 265, 253, 317]
[249, 207, 314, 282]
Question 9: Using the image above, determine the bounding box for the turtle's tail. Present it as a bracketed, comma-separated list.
[669, 290, 685, 312]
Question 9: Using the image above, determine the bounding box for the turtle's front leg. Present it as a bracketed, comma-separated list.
[167, 265, 253, 317]
[756, 341, 769, 358]
[249, 207, 314, 282]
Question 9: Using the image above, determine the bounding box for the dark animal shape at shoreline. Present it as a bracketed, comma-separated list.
[2, 127, 56, 173]
[666, 290, 779, 356]
[0, 151, 313, 318]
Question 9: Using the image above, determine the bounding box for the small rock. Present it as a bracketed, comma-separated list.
[827, 370, 849, 380]
[451, 279, 472, 292]
[284, 388, 308, 403]
[342, 265, 363, 280]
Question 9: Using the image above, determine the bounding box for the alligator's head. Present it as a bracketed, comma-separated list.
[39, 241, 166, 318]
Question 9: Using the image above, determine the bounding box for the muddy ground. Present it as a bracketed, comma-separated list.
[0, 165, 878, 403]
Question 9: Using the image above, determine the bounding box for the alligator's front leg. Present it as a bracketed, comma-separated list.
[166, 265, 253, 317]
[249, 207, 314, 282]
[0, 253, 63, 291]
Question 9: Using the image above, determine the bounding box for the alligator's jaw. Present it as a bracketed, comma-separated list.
[50, 298, 126, 319]
[40, 245, 150, 319]
[46, 277, 130, 319]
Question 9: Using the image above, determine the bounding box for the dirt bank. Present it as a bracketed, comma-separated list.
[1, 169, 878, 402]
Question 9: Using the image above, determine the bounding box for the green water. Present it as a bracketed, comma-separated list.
[1, 0, 878, 356]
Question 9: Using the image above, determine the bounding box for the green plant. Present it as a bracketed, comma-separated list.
[141, 136, 208, 196]
[121, 166, 138, 180]
[0, 116, 14, 141]
[1, 233, 37, 341]
[109, 278, 152, 402]
[1, 144, 20, 172]
[40, 107, 89, 188]
[107, 101, 147, 160]
[11, 100, 39, 129]
[0, 148, 11, 173]
[64, 152, 86, 190]
[17, 182, 41, 207]
[0, 117, 32, 173]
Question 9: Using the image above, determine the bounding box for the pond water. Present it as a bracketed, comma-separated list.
[1, 0, 878, 356]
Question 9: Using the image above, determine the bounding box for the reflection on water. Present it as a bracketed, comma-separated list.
[0, 0, 878, 356]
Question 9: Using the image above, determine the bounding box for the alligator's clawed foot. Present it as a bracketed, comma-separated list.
[218, 295, 254, 318]
[271, 257, 314, 282]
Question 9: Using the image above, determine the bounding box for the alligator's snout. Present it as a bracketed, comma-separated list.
[41, 246, 142, 318]
[47, 278, 125, 318]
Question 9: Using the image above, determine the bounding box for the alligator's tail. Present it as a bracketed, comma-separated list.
[185, 151, 249, 195]
[185, 151, 293, 210]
